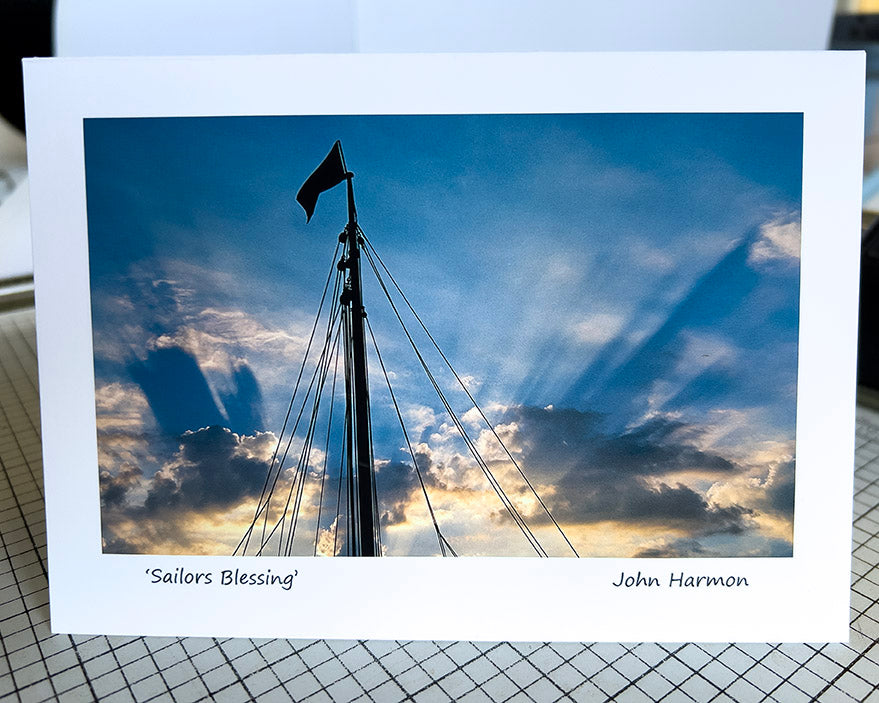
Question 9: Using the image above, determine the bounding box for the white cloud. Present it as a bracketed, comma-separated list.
[404, 405, 438, 435]
[316, 516, 344, 556]
[153, 307, 313, 372]
[748, 217, 801, 266]
[94, 382, 158, 485]
[95, 382, 150, 429]
[571, 312, 626, 346]
[706, 457, 792, 509]
[704, 457, 794, 545]
[542, 253, 585, 286]
[625, 237, 677, 273]
[459, 374, 483, 392]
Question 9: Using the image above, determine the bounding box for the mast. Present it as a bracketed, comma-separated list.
[339, 164, 378, 557]
[239, 141, 575, 559]
[239, 140, 574, 559]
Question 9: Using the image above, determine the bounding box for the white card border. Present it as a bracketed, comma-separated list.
[24, 51, 863, 642]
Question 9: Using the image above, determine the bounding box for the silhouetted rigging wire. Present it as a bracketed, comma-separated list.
[250, 309, 342, 555]
[366, 316, 455, 557]
[360, 237, 547, 557]
[282, 322, 344, 556]
[313, 331, 342, 556]
[259, 267, 345, 555]
[236, 241, 343, 556]
[361, 232, 580, 558]
[238, 170, 577, 558]
[333, 403, 349, 556]
[238, 227, 579, 557]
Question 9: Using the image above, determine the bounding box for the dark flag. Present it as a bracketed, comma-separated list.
[296, 140, 347, 222]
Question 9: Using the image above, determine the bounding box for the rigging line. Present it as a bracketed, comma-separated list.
[427, 352, 546, 555]
[359, 243, 528, 530]
[426, 359, 546, 556]
[256, 266, 346, 554]
[314, 324, 343, 556]
[362, 244, 545, 556]
[368, 397, 381, 556]
[241, 239, 342, 554]
[333, 402, 349, 557]
[441, 534, 458, 557]
[362, 233, 579, 558]
[361, 245, 546, 556]
[270, 310, 342, 556]
[237, 240, 341, 555]
[363, 259, 548, 559]
[258, 316, 343, 556]
[281, 319, 343, 556]
[256, 246, 346, 554]
[257, 319, 341, 557]
[365, 316, 449, 557]
[286, 322, 343, 556]
[258, 278, 344, 556]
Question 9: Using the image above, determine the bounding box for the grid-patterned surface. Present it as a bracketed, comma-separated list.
[2, 305, 879, 703]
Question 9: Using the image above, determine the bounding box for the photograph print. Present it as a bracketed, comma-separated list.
[85, 112, 802, 558]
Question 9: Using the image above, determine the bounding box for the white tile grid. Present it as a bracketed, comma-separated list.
[1, 306, 879, 703]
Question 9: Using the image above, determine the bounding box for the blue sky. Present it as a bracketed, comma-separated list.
[86, 113, 802, 557]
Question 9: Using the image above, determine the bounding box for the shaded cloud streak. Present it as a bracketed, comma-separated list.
[499, 405, 759, 538]
[507, 405, 739, 479]
[634, 538, 714, 558]
[555, 476, 752, 534]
